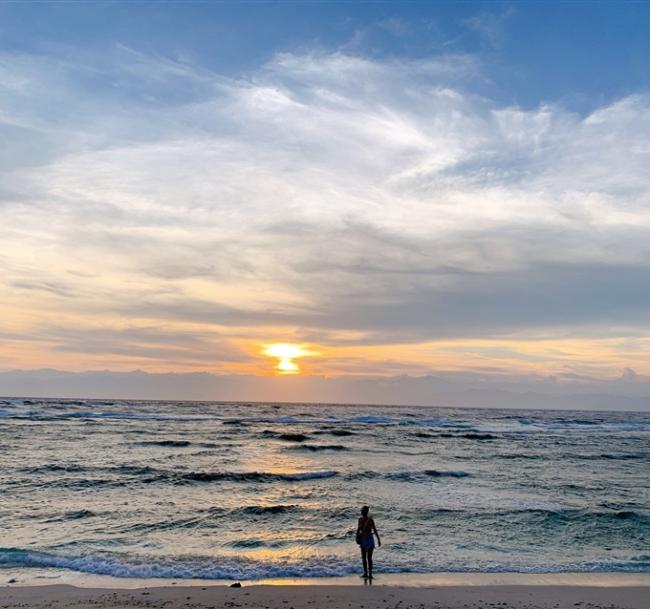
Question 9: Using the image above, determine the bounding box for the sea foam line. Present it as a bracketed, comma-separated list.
[1, 548, 649, 579]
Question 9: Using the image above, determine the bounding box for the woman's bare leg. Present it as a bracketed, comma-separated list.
[361, 548, 368, 577]
[367, 548, 374, 578]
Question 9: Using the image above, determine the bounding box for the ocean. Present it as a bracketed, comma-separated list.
[1, 398, 649, 582]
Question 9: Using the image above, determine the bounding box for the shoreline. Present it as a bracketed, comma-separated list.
[4, 569, 650, 588]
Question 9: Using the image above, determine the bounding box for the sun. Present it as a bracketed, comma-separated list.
[261, 343, 315, 375]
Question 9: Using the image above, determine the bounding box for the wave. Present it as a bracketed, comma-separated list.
[520, 508, 650, 526]
[2, 547, 649, 579]
[352, 469, 470, 482]
[412, 431, 496, 440]
[136, 440, 192, 447]
[600, 453, 649, 460]
[495, 452, 648, 461]
[573, 452, 649, 461]
[391, 469, 470, 481]
[19, 464, 89, 474]
[147, 470, 339, 484]
[0, 410, 216, 422]
[0, 548, 362, 580]
[498, 417, 650, 433]
[413, 506, 650, 525]
[424, 469, 470, 478]
[16, 465, 339, 488]
[21, 464, 158, 476]
[3, 404, 649, 434]
[261, 431, 310, 442]
[18, 471, 337, 490]
[227, 539, 286, 549]
[232, 414, 640, 433]
[165, 413, 476, 429]
[33, 467, 474, 488]
[235, 504, 302, 515]
[115, 505, 306, 532]
[44, 510, 96, 522]
[14, 465, 340, 488]
[286, 444, 349, 452]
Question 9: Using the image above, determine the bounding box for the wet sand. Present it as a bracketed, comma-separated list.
[1, 583, 649, 609]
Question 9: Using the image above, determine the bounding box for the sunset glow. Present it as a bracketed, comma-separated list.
[262, 344, 315, 375]
[2, 4, 650, 599]
[2, 2, 650, 408]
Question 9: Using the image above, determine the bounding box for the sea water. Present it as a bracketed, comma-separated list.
[1, 399, 649, 581]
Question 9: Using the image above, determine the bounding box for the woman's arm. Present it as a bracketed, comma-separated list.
[372, 519, 381, 546]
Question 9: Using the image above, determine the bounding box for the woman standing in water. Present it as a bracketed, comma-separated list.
[356, 505, 381, 579]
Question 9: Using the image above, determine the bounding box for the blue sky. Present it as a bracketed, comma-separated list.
[3, 1, 649, 110]
[1, 1, 650, 404]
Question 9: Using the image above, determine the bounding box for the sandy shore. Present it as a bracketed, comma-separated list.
[1, 583, 649, 609]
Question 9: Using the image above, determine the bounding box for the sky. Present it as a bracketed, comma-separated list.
[1, 1, 650, 406]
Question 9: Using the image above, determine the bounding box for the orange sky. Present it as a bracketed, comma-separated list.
[2, 46, 650, 386]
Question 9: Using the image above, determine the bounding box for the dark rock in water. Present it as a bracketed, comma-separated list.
[8, 578, 17, 583]
[230, 582, 242, 588]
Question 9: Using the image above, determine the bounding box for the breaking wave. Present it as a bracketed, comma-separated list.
[1, 547, 649, 579]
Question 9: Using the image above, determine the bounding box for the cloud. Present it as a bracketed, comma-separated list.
[1, 367, 650, 411]
[1, 46, 650, 374]
[463, 8, 515, 50]
[43, 325, 247, 367]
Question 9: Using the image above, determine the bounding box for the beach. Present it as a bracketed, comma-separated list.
[3, 0, 650, 605]
[2, 581, 650, 609]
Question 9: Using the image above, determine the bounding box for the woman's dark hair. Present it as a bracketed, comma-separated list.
[361, 505, 369, 516]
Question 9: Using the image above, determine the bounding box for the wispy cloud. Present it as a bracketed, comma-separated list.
[463, 7, 515, 50]
[1, 45, 650, 378]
